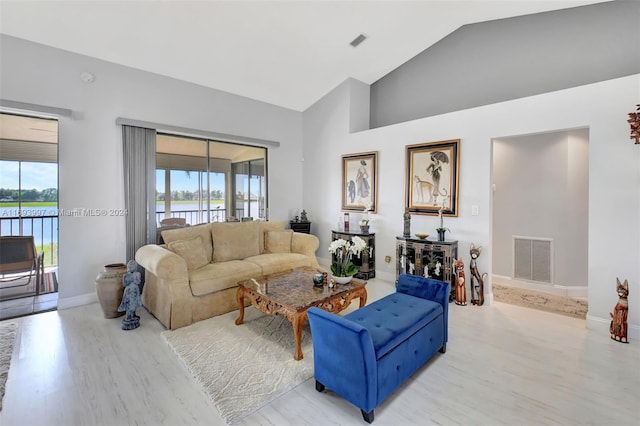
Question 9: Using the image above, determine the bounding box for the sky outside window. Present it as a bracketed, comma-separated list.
[0, 160, 58, 191]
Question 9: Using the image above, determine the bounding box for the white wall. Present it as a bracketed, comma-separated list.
[303, 75, 640, 339]
[492, 129, 589, 289]
[0, 35, 303, 307]
[2, 34, 639, 340]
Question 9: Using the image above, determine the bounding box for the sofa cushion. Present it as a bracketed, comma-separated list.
[188, 260, 262, 296]
[211, 221, 260, 262]
[244, 253, 312, 275]
[345, 293, 443, 359]
[166, 235, 209, 271]
[265, 230, 293, 253]
[161, 223, 213, 262]
[259, 221, 286, 253]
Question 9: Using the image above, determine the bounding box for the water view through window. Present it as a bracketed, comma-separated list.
[0, 160, 58, 265]
[155, 134, 267, 225]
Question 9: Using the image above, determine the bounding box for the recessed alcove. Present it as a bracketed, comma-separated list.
[491, 128, 589, 315]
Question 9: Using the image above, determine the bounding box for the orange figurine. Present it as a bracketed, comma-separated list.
[453, 258, 466, 306]
[610, 278, 629, 343]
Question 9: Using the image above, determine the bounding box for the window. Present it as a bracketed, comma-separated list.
[155, 134, 267, 225]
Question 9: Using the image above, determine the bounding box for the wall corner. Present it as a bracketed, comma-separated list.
[348, 78, 370, 133]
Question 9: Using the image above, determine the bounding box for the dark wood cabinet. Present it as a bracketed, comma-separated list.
[396, 236, 458, 302]
[289, 221, 311, 234]
[331, 230, 375, 279]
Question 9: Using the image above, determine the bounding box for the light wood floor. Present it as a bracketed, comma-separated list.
[1, 278, 638, 426]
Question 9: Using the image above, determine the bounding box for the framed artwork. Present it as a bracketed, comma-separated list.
[341, 151, 378, 213]
[405, 139, 460, 216]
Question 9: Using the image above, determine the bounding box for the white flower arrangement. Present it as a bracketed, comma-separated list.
[328, 236, 367, 277]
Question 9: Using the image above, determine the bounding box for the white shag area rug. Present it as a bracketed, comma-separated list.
[0, 322, 18, 411]
[161, 308, 313, 424]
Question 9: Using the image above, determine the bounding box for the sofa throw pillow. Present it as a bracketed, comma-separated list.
[167, 235, 209, 271]
[265, 230, 293, 254]
[210, 221, 260, 262]
[258, 221, 286, 253]
[161, 223, 213, 263]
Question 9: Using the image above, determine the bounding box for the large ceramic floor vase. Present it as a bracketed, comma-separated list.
[95, 263, 127, 318]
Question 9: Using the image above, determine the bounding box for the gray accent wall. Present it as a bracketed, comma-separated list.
[370, 1, 640, 128]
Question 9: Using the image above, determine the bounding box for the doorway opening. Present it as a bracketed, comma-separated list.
[0, 112, 58, 319]
[491, 128, 589, 319]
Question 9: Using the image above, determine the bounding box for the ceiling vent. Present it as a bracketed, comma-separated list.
[349, 33, 367, 48]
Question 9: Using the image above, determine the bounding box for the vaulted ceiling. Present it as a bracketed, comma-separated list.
[0, 1, 603, 111]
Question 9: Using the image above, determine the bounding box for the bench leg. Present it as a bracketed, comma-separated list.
[439, 343, 447, 354]
[361, 409, 374, 423]
[315, 380, 325, 392]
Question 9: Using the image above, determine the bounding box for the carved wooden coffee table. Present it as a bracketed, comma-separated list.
[235, 267, 367, 360]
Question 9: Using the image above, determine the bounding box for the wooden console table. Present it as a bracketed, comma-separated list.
[396, 236, 458, 302]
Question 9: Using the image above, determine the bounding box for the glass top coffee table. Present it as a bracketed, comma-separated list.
[235, 267, 367, 360]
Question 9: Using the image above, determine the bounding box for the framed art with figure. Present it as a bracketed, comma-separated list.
[341, 151, 378, 213]
[405, 139, 460, 216]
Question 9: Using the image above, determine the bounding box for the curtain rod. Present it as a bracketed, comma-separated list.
[0, 99, 72, 117]
[115, 117, 280, 148]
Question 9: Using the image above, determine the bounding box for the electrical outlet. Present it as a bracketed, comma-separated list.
[384, 255, 391, 263]
[472, 205, 479, 216]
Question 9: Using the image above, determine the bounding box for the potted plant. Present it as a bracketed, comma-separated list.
[358, 218, 370, 233]
[359, 202, 373, 233]
[328, 236, 367, 283]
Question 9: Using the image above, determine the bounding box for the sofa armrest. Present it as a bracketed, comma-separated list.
[135, 244, 188, 280]
[396, 274, 449, 341]
[307, 307, 377, 413]
[291, 232, 320, 267]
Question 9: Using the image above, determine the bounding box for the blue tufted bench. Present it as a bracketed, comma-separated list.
[307, 274, 449, 423]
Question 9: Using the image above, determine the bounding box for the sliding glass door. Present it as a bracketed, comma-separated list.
[156, 134, 267, 226]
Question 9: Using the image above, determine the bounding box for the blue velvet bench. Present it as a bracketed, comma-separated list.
[307, 274, 449, 423]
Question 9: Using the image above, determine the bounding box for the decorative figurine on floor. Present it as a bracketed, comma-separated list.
[469, 244, 487, 306]
[453, 258, 467, 306]
[118, 259, 142, 330]
[610, 278, 629, 343]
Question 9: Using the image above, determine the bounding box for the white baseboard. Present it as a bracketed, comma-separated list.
[492, 274, 587, 298]
[57, 292, 97, 310]
[587, 314, 639, 342]
[374, 270, 395, 283]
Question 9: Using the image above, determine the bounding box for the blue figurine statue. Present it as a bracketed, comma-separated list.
[118, 259, 142, 330]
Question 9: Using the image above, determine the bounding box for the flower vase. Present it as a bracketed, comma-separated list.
[333, 275, 353, 285]
[360, 225, 370, 234]
[95, 263, 127, 318]
[437, 229, 446, 242]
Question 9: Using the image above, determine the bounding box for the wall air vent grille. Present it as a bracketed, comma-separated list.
[513, 236, 552, 283]
[350, 33, 367, 47]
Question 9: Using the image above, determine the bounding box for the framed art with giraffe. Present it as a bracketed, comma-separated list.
[405, 139, 460, 216]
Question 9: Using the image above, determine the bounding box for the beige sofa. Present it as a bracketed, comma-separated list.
[135, 220, 321, 329]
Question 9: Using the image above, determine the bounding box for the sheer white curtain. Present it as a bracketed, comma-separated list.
[122, 125, 156, 264]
